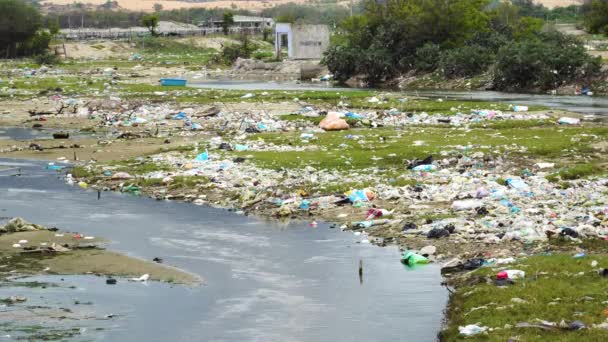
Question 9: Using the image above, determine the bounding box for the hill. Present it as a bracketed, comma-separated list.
[39, 0, 583, 13]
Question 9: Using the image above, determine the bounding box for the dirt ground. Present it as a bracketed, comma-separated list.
[60, 41, 135, 59]
[0, 229, 200, 284]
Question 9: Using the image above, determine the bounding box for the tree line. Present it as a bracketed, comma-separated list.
[0, 0, 57, 58]
[323, 0, 602, 91]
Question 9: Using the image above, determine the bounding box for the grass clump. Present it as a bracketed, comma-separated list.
[70, 166, 93, 178]
[135, 178, 164, 187]
[546, 163, 604, 182]
[168, 176, 209, 190]
[110, 160, 171, 175]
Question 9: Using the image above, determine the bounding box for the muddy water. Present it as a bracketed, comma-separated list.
[406, 90, 608, 116]
[0, 159, 447, 342]
[191, 80, 359, 92]
[0, 127, 95, 141]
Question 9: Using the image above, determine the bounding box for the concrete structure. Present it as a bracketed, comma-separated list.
[199, 15, 274, 33]
[275, 24, 330, 60]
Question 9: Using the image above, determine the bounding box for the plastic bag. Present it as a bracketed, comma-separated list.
[401, 251, 429, 265]
[319, 112, 349, 131]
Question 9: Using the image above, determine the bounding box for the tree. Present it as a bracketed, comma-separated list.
[0, 0, 42, 57]
[141, 13, 159, 36]
[494, 31, 601, 91]
[585, 0, 608, 34]
[222, 11, 234, 35]
[322, 0, 491, 84]
[48, 17, 60, 36]
[102, 0, 114, 10]
[153, 3, 163, 12]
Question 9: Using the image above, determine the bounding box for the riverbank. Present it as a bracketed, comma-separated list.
[2, 53, 608, 340]
[0, 158, 448, 341]
[0, 217, 199, 284]
[441, 248, 608, 340]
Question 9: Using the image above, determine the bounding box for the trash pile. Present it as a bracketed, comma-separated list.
[71, 132, 608, 256]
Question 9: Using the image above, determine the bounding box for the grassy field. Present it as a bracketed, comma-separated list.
[442, 252, 608, 341]
[236, 126, 608, 171]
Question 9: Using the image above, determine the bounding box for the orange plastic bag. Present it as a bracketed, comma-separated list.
[319, 112, 349, 131]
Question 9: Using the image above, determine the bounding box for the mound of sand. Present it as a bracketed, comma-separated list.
[58, 41, 135, 59]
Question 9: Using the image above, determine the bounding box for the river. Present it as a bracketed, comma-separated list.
[0, 159, 447, 342]
[191, 81, 608, 117]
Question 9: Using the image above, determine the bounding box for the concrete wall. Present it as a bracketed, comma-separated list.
[275, 23, 330, 60]
[275, 23, 293, 58]
[291, 24, 330, 60]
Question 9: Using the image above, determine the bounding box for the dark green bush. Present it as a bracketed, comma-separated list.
[33, 53, 60, 65]
[220, 36, 256, 64]
[321, 45, 359, 83]
[15, 31, 52, 57]
[584, 0, 608, 34]
[252, 50, 274, 60]
[439, 45, 493, 79]
[358, 48, 395, 85]
[494, 31, 601, 91]
[414, 43, 441, 72]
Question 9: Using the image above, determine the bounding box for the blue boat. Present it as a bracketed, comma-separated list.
[160, 78, 187, 86]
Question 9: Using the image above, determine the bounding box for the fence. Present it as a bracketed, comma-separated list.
[57, 27, 265, 41]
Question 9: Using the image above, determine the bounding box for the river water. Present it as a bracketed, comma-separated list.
[191, 81, 608, 116]
[0, 127, 95, 141]
[0, 159, 447, 342]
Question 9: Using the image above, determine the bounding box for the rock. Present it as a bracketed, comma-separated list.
[106, 278, 117, 285]
[420, 245, 437, 256]
[1, 218, 43, 234]
[402, 222, 417, 231]
[2, 296, 27, 304]
[427, 228, 450, 239]
[568, 320, 586, 330]
[511, 297, 528, 304]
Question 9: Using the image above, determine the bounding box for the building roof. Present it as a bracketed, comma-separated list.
[233, 15, 273, 23]
[206, 15, 273, 24]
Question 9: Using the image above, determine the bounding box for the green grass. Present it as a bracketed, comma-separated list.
[110, 160, 171, 174]
[546, 163, 605, 182]
[470, 119, 554, 129]
[70, 166, 94, 178]
[347, 98, 545, 112]
[134, 177, 164, 187]
[6, 76, 106, 96]
[235, 126, 608, 170]
[442, 253, 608, 341]
[168, 175, 209, 190]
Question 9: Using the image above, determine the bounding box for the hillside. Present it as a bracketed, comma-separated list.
[41, 0, 312, 12]
[538, 0, 583, 8]
[40, 0, 584, 12]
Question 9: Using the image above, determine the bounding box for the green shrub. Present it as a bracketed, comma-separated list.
[321, 45, 359, 83]
[220, 35, 256, 64]
[585, 0, 608, 34]
[252, 50, 274, 60]
[16, 31, 52, 57]
[358, 48, 395, 85]
[439, 45, 493, 79]
[494, 31, 601, 91]
[33, 52, 60, 65]
[414, 43, 441, 73]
